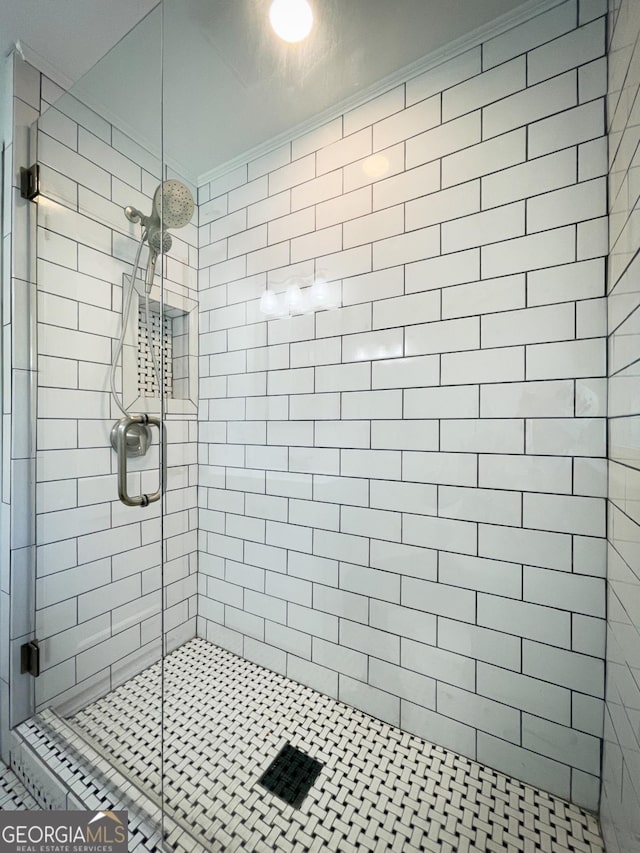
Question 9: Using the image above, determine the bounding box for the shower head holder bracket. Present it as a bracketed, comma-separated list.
[124, 205, 149, 226]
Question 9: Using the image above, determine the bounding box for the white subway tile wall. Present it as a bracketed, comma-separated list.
[196, 0, 607, 810]
[31, 70, 198, 713]
[601, 0, 640, 851]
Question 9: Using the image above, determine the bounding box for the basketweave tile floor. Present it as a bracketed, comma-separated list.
[0, 763, 39, 810]
[68, 637, 604, 853]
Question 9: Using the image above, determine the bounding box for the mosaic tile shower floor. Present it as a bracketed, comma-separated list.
[60, 637, 604, 852]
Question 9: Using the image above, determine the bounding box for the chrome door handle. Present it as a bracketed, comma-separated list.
[113, 414, 166, 507]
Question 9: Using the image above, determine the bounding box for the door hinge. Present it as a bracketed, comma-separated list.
[20, 639, 40, 677]
[20, 163, 40, 201]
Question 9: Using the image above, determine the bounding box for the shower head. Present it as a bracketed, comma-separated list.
[151, 180, 194, 229]
[148, 227, 172, 254]
[145, 225, 173, 292]
[123, 180, 194, 248]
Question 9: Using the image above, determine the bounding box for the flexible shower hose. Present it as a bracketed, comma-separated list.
[110, 233, 166, 417]
[109, 232, 145, 417]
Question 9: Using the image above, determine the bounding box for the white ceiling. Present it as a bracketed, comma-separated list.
[0, 0, 158, 88]
[3, 0, 531, 185]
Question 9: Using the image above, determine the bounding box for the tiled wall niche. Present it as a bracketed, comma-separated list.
[600, 0, 640, 850]
[6, 62, 201, 716]
[196, 0, 609, 810]
[123, 274, 198, 415]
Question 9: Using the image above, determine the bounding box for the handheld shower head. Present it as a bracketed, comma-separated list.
[123, 180, 194, 292]
[152, 180, 194, 229]
[123, 180, 194, 238]
[148, 227, 172, 254]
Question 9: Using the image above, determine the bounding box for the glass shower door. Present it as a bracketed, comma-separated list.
[21, 5, 177, 835]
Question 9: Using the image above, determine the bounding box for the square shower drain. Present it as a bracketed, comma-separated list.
[257, 743, 323, 808]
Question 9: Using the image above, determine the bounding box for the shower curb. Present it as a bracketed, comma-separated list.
[9, 710, 194, 852]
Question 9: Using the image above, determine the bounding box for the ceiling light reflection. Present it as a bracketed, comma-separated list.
[310, 275, 328, 302]
[362, 154, 390, 178]
[259, 289, 280, 316]
[285, 278, 304, 313]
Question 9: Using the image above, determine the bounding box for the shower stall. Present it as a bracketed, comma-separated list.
[0, 0, 637, 850]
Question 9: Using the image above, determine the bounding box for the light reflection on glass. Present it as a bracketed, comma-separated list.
[285, 277, 304, 313]
[260, 269, 337, 316]
[310, 274, 329, 306]
[259, 288, 280, 316]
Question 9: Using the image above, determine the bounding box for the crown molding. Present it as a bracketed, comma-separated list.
[13, 40, 75, 93]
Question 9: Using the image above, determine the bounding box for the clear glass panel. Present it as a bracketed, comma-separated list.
[13, 5, 170, 830]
